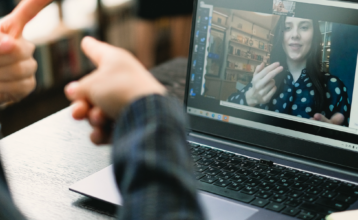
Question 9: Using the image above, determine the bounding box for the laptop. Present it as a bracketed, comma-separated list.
[70, 0, 358, 219]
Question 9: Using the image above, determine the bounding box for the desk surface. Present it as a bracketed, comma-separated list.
[0, 58, 188, 220]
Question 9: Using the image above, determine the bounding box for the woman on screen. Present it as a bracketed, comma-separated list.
[228, 16, 351, 126]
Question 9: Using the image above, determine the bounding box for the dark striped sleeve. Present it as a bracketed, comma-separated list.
[0, 160, 26, 220]
[112, 95, 205, 220]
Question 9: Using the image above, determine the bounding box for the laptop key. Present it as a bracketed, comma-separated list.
[270, 194, 287, 203]
[315, 198, 348, 211]
[205, 167, 221, 176]
[188, 143, 200, 148]
[234, 192, 255, 203]
[321, 191, 337, 199]
[258, 181, 274, 190]
[282, 207, 300, 216]
[279, 172, 295, 179]
[246, 178, 261, 187]
[263, 175, 279, 184]
[300, 172, 312, 178]
[202, 152, 217, 159]
[299, 202, 331, 214]
[313, 214, 327, 220]
[336, 185, 358, 196]
[306, 186, 322, 196]
[251, 198, 269, 207]
[306, 178, 323, 186]
[326, 179, 341, 184]
[198, 158, 214, 166]
[286, 168, 300, 174]
[297, 210, 316, 220]
[194, 172, 205, 180]
[216, 171, 233, 179]
[230, 175, 247, 183]
[273, 165, 287, 171]
[227, 182, 244, 191]
[264, 168, 281, 175]
[200, 175, 218, 184]
[227, 157, 242, 165]
[251, 164, 268, 172]
[265, 202, 285, 212]
[210, 161, 227, 169]
[272, 185, 289, 194]
[340, 182, 357, 189]
[335, 194, 357, 204]
[294, 175, 309, 183]
[300, 194, 317, 202]
[250, 172, 266, 180]
[191, 155, 202, 162]
[223, 164, 239, 173]
[213, 178, 231, 187]
[256, 190, 273, 199]
[241, 186, 258, 195]
[285, 198, 302, 207]
[287, 190, 303, 198]
[291, 182, 309, 191]
[191, 148, 205, 155]
[213, 155, 228, 162]
[197, 181, 255, 203]
[276, 178, 294, 187]
[321, 182, 339, 191]
[235, 168, 252, 176]
[194, 164, 208, 172]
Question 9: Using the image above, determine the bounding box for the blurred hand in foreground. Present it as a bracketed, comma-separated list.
[65, 37, 166, 144]
[0, 0, 53, 105]
[326, 210, 358, 220]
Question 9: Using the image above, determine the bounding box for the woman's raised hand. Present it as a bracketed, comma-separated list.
[245, 62, 283, 107]
[311, 113, 345, 125]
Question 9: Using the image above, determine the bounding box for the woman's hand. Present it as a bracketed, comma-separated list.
[65, 37, 166, 145]
[311, 113, 345, 125]
[245, 62, 283, 107]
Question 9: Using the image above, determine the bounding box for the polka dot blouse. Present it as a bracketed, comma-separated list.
[228, 69, 351, 127]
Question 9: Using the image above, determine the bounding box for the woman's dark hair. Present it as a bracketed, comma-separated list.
[270, 16, 325, 113]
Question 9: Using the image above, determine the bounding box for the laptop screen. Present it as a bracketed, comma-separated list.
[186, 0, 358, 168]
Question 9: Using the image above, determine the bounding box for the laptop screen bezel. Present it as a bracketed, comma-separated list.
[184, 0, 358, 171]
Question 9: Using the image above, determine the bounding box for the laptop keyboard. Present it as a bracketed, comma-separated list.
[189, 142, 358, 220]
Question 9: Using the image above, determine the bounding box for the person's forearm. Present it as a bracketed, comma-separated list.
[112, 95, 204, 220]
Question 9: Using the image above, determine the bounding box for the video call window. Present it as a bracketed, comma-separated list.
[201, 7, 358, 128]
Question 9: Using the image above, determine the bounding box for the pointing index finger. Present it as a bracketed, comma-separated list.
[0, 0, 53, 38]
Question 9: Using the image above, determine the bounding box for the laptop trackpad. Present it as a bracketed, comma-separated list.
[198, 191, 258, 220]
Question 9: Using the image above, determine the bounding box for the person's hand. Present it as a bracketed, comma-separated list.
[0, 0, 52, 105]
[326, 210, 358, 220]
[65, 37, 166, 144]
[245, 62, 283, 107]
[0, 34, 36, 105]
[311, 113, 345, 125]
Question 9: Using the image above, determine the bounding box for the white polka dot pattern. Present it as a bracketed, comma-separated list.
[226, 69, 351, 126]
[335, 87, 341, 95]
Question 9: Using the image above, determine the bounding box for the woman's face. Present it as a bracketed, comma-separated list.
[282, 17, 314, 63]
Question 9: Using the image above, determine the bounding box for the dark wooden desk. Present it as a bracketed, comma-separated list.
[0, 58, 188, 220]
